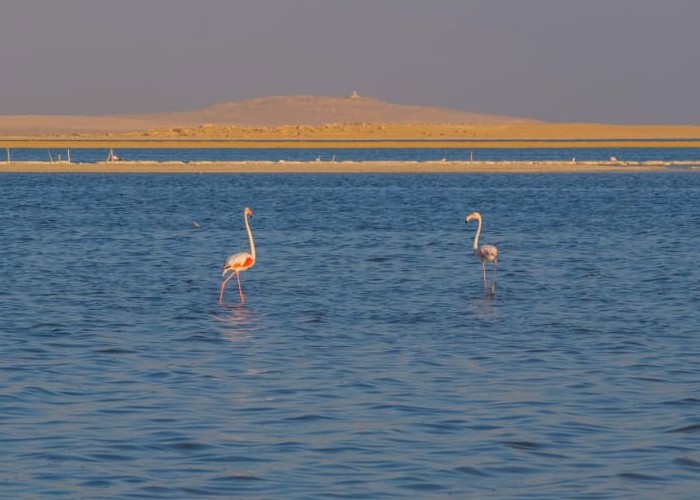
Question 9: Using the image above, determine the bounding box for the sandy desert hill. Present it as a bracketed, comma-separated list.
[0, 93, 535, 136]
[164, 94, 537, 127]
[3, 94, 700, 144]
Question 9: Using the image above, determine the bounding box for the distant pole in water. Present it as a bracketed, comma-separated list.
[465, 211, 499, 294]
[220, 207, 256, 305]
[5, 147, 9, 164]
[470, 150, 474, 163]
[67, 149, 71, 163]
[47, 149, 54, 163]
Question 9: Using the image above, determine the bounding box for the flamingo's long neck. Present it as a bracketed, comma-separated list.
[245, 213, 256, 260]
[473, 216, 482, 250]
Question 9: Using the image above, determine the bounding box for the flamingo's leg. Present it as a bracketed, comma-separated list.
[236, 273, 245, 304]
[481, 261, 488, 293]
[491, 260, 498, 295]
[219, 273, 235, 304]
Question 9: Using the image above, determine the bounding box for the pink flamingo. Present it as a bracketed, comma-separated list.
[219, 207, 256, 304]
[465, 212, 498, 294]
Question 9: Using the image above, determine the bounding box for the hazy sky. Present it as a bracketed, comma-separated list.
[1, 0, 699, 123]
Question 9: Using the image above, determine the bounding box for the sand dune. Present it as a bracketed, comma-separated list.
[0, 94, 534, 137]
[1, 94, 699, 142]
[168, 94, 537, 127]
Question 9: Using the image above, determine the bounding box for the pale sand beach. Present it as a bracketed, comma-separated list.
[1, 160, 692, 174]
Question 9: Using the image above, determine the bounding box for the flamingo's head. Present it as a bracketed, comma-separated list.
[465, 212, 481, 224]
[244, 207, 253, 218]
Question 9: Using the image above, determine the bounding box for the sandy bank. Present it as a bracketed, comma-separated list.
[1, 160, 694, 174]
[3, 120, 700, 144]
[4, 138, 700, 150]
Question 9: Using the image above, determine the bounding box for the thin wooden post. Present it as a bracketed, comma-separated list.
[67, 149, 71, 163]
[5, 147, 9, 164]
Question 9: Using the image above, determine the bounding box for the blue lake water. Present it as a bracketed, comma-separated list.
[6, 146, 700, 163]
[1, 171, 699, 498]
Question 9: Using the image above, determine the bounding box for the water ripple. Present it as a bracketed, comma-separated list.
[1, 172, 699, 498]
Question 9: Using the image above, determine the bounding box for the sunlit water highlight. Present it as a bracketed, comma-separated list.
[1, 172, 698, 498]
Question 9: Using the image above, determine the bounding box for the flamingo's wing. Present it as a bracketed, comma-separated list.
[478, 244, 498, 261]
[222, 252, 255, 275]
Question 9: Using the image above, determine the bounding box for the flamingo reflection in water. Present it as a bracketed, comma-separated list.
[465, 212, 499, 295]
[219, 207, 256, 304]
[217, 305, 260, 343]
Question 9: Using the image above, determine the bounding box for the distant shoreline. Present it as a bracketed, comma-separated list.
[3, 137, 700, 149]
[2, 119, 700, 151]
[2, 160, 696, 174]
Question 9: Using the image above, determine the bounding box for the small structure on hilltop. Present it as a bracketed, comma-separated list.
[347, 90, 360, 99]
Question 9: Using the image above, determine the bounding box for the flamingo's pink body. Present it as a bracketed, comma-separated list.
[465, 212, 498, 294]
[220, 207, 256, 304]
